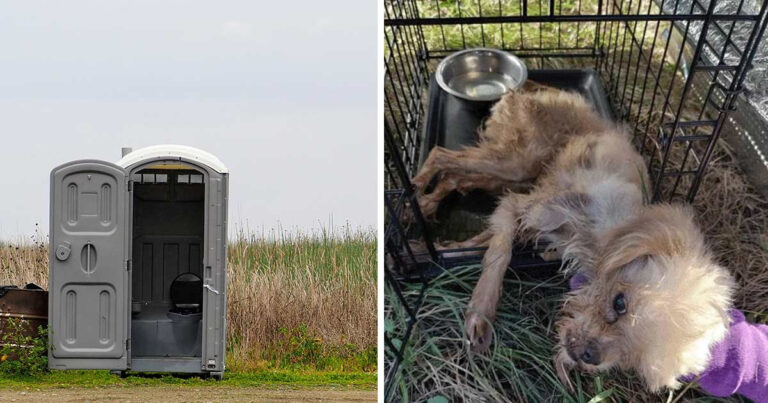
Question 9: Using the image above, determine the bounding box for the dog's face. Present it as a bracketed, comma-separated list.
[554, 205, 734, 392]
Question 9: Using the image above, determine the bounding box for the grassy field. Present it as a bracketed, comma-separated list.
[386, 264, 752, 402]
[0, 226, 377, 375]
[226, 226, 377, 372]
[387, 268, 629, 402]
[0, 369, 375, 390]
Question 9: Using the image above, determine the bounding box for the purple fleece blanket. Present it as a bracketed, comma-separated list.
[568, 273, 768, 401]
[693, 309, 768, 401]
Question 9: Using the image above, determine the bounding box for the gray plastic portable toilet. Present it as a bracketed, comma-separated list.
[48, 145, 228, 379]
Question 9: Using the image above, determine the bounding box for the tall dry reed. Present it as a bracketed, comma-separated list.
[0, 226, 376, 370]
[226, 227, 377, 368]
[0, 231, 48, 288]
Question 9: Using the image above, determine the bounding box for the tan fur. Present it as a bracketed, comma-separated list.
[411, 89, 613, 214]
[556, 205, 734, 391]
[411, 84, 736, 392]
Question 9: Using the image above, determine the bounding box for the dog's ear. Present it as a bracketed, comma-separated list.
[597, 204, 704, 275]
[526, 192, 592, 232]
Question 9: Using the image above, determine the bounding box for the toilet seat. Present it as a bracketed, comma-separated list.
[169, 272, 203, 314]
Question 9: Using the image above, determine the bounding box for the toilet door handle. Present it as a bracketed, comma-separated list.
[203, 284, 220, 295]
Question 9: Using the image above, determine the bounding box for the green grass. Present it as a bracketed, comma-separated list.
[384, 264, 739, 402]
[417, 0, 599, 54]
[251, 324, 377, 373]
[0, 370, 376, 390]
[386, 265, 579, 402]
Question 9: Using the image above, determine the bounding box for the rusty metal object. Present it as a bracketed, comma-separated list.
[0, 286, 48, 357]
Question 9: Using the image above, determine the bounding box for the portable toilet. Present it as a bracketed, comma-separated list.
[48, 145, 228, 379]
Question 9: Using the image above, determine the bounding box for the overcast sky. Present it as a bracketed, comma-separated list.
[0, 1, 376, 241]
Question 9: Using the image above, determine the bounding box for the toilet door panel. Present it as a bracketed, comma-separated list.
[49, 160, 130, 370]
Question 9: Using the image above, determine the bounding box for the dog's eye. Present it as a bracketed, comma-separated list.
[613, 293, 627, 315]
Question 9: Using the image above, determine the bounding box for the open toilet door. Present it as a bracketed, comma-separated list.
[201, 172, 227, 373]
[49, 160, 131, 370]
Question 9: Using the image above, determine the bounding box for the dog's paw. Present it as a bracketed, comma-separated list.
[418, 194, 442, 220]
[410, 175, 434, 196]
[464, 308, 494, 353]
[406, 239, 429, 255]
[400, 198, 439, 224]
[554, 350, 576, 392]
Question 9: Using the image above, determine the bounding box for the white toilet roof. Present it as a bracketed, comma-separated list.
[117, 144, 228, 174]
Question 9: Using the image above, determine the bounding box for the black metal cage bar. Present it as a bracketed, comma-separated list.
[384, 0, 768, 397]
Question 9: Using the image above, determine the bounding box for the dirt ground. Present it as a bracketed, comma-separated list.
[0, 386, 377, 402]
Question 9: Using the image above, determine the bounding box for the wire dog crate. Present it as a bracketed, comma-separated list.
[384, 0, 768, 397]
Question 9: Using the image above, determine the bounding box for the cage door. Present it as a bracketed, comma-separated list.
[49, 160, 130, 369]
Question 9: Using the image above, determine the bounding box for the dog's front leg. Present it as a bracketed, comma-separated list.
[464, 195, 524, 352]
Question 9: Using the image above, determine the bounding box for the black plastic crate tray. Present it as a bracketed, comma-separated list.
[418, 69, 614, 245]
[420, 69, 613, 166]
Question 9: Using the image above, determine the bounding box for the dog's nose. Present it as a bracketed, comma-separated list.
[579, 342, 600, 365]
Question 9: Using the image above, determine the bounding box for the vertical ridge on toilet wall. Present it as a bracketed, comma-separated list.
[100, 184, 111, 224]
[142, 243, 153, 302]
[189, 243, 201, 277]
[67, 184, 78, 224]
[66, 290, 77, 343]
[163, 244, 179, 301]
[99, 290, 110, 343]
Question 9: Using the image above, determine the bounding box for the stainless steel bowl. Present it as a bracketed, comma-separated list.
[436, 48, 528, 102]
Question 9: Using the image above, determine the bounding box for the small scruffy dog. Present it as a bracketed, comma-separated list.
[411, 84, 735, 392]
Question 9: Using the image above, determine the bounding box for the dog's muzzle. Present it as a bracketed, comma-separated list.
[567, 339, 601, 366]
